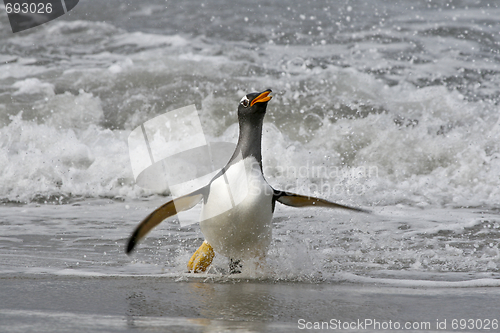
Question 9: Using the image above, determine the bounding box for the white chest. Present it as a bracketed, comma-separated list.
[199, 157, 274, 259]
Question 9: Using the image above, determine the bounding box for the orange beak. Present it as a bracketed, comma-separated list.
[250, 90, 272, 106]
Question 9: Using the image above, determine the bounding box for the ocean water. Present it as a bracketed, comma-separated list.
[1, 0, 500, 332]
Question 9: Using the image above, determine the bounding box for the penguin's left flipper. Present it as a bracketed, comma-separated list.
[126, 188, 205, 254]
[274, 190, 370, 213]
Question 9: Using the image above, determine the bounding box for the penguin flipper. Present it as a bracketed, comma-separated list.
[274, 190, 370, 213]
[126, 188, 205, 254]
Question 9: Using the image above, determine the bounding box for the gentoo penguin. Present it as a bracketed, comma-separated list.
[126, 89, 368, 273]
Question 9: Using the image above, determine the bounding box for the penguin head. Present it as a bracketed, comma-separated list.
[238, 89, 272, 118]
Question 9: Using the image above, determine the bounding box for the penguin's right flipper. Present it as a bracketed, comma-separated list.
[126, 188, 205, 254]
[274, 190, 370, 213]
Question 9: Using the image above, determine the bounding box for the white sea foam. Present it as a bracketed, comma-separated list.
[0, 108, 146, 202]
[335, 272, 500, 288]
[109, 31, 189, 49]
[12, 78, 55, 96]
[1, 56, 499, 207]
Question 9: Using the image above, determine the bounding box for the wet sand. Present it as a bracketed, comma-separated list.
[1, 275, 499, 332]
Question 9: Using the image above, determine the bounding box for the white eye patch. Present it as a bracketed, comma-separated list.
[240, 96, 250, 107]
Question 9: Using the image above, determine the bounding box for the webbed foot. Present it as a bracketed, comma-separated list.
[229, 259, 242, 274]
[187, 240, 215, 273]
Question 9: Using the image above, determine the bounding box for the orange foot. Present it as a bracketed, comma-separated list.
[187, 240, 215, 273]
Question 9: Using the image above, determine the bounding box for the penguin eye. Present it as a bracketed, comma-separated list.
[240, 96, 250, 108]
